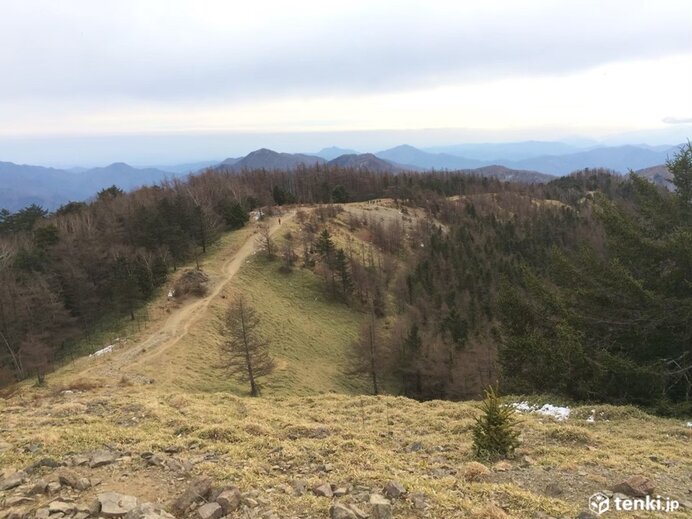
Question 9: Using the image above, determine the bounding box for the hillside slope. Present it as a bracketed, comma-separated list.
[1, 201, 691, 519]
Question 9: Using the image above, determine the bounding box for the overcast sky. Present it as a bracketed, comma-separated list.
[1, 0, 691, 165]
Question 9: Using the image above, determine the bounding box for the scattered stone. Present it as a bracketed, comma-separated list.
[170, 478, 212, 516]
[383, 480, 406, 499]
[71, 455, 91, 467]
[313, 482, 334, 498]
[163, 446, 181, 454]
[369, 494, 392, 519]
[216, 487, 241, 514]
[98, 492, 139, 517]
[330, 504, 357, 519]
[35, 508, 50, 519]
[143, 454, 164, 467]
[544, 483, 563, 497]
[611, 475, 655, 497]
[26, 457, 61, 473]
[0, 470, 27, 491]
[411, 492, 428, 510]
[49, 501, 77, 515]
[406, 442, 423, 453]
[82, 499, 102, 516]
[493, 461, 512, 472]
[47, 481, 62, 494]
[58, 469, 91, 490]
[26, 480, 48, 495]
[90, 450, 119, 468]
[242, 497, 258, 508]
[348, 504, 369, 519]
[197, 502, 222, 519]
[125, 503, 176, 519]
[333, 486, 348, 497]
[5, 496, 34, 506]
[290, 480, 307, 496]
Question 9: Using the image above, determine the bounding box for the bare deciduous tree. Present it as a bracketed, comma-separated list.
[257, 222, 275, 258]
[348, 308, 384, 395]
[221, 296, 274, 396]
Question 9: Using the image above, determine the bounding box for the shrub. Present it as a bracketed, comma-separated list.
[173, 269, 209, 298]
[472, 385, 519, 460]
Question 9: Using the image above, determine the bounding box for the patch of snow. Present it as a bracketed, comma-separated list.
[686, 422, 692, 428]
[90, 344, 114, 358]
[512, 401, 571, 421]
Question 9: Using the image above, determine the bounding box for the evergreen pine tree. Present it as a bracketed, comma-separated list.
[472, 385, 520, 460]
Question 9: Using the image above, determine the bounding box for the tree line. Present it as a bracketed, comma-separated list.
[0, 165, 522, 386]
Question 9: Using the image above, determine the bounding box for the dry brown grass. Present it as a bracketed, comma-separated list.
[1, 387, 690, 518]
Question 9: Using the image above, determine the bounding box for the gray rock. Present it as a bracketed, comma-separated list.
[26, 457, 61, 473]
[49, 501, 77, 515]
[242, 496, 259, 508]
[0, 470, 27, 491]
[58, 469, 91, 490]
[330, 504, 357, 519]
[125, 503, 176, 519]
[35, 508, 50, 519]
[313, 483, 334, 497]
[25, 480, 48, 495]
[197, 502, 222, 519]
[406, 442, 423, 452]
[90, 450, 119, 468]
[383, 480, 406, 499]
[290, 480, 307, 496]
[47, 481, 62, 494]
[170, 478, 212, 516]
[611, 475, 655, 497]
[411, 492, 428, 510]
[5, 496, 34, 507]
[98, 492, 139, 517]
[71, 455, 91, 467]
[347, 504, 369, 519]
[369, 494, 392, 519]
[333, 487, 348, 497]
[216, 488, 241, 514]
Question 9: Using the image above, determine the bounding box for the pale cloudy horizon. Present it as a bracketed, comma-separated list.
[1, 0, 691, 166]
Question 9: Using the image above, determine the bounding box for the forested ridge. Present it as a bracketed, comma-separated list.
[1, 145, 691, 415]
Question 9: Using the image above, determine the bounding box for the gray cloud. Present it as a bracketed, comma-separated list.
[1, 1, 691, 104]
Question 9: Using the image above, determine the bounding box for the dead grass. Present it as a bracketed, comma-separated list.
[2, 388, 689, 518]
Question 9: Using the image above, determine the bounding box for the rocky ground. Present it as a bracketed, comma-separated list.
[1, 385, 691, 519]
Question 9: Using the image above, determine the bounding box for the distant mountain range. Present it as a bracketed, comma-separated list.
[0, 162, 179, 211]
[0, 140, 685, 212]
[224, 148, 325, 171]
[374, 144, 680, 175]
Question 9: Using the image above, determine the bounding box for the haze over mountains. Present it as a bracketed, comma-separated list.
[0, 141, 682, 211]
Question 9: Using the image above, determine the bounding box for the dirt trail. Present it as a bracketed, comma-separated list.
[72, 213, 294, 381]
